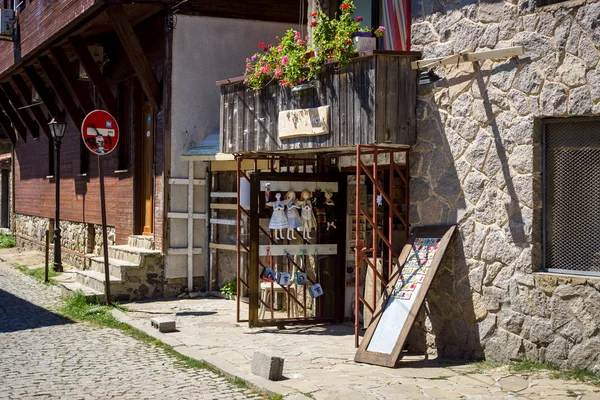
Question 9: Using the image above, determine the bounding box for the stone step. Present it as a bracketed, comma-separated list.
[108, 245, 162, 265]
[74, 269, 124, 294]
[127, 235, 155, 250]
[59, 281, 105, 302]
[89, 256, 140, 280]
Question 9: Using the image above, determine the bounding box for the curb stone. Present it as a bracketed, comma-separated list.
[111, 309, 310, 399]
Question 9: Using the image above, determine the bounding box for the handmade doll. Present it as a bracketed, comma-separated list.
[268, 192, 288, 240]
[285, 190, 302, 240]
[324, 189, 336, 230]
[300, 190, 316, 239]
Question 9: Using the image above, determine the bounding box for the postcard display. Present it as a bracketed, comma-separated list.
[354, 226, 456, 367]
[254, 177, 341, 323]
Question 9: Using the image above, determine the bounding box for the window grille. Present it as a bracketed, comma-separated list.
[544, 118, 600, 276]
[537, 0, 568, 6]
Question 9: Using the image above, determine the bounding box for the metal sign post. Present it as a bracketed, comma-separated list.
[97, 155, 111, 304]
[81, 110, 119, 304]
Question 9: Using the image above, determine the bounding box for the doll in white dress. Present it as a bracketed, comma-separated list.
[268, 192, 288, 241]
[285, 190, 302, 240]
[300, 190, 316, 239]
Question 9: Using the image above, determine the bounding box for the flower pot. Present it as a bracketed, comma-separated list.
[352, 33, 376, 52]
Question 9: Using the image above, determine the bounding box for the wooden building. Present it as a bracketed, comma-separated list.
[4, 0, 302, 300]
[213, 50, 419, 331]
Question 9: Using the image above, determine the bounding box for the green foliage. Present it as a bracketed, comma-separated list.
[245, 29, 314, 90]
[59, 290, 123, 328]
[58, 291, 273, 397]
[220, 279, 237, 296]
[470, 359, 600, 387]
[14, 265, 59, 285]
[0, 233, 16, 248]
[549, 368, 600, 386]
[311, 0, 362, 70]
[244, 0, 385, 90]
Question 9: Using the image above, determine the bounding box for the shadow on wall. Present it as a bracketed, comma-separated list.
[408, 76, 483, 358]
[408, 56, 544, 359]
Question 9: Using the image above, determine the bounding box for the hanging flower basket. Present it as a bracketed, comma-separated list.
[242, 0, 386, 90]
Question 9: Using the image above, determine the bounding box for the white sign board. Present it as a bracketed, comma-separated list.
[278, 105, 330, 139]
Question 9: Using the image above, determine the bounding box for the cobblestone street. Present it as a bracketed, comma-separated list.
[0, 261, 261, 400]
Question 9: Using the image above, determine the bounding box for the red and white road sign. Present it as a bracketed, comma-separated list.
[81, 110, 119, 155]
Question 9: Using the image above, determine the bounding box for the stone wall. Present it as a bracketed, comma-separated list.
[409, 0, 600, 371]
[15, 214, 115, 268]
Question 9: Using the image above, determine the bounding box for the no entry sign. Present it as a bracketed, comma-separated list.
[81, 110, 119, 155]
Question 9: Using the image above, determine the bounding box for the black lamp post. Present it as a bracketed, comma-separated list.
[49, 117, 67, 272]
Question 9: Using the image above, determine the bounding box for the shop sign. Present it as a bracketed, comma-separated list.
[278, 105, 329, 139]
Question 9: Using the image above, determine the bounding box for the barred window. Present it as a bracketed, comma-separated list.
[537, 0, 569, 6]
[544, 118, 600, 276]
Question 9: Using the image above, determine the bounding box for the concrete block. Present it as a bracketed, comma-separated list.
[150, 317, 176, 333]
[251, 351, 284, 381]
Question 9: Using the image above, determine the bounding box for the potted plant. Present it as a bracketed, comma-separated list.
[352, 25, 385, 52]
[243, 0, 384, 90]
[220, 279, 237, 300]
[245, 29, 317, 90]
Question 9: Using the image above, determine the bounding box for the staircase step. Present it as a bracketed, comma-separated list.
[74, 269, 123, 294]
[127, 235, 155, 250]
[89, 256, 139, 279]
[59, 281, 105, 301]
[108, 245, 162, 264]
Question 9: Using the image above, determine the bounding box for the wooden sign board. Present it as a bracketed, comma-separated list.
[354, 225, 456, 367]
[278, 105, 329, 139]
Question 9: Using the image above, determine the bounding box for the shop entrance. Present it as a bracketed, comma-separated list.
[234, 146, 410, 342]
[247, 173, 346, 327]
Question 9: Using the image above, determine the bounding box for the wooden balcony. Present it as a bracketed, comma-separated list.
[217, 51, 420, 154]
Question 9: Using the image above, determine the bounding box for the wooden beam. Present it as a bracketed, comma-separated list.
[168, 178, 206, 185]
[209, 243, 247, 252]
[50, 46, 95, 113]
[107, 4, 160, 110]
[168, 247, 203, 255]
[258, 244, 338, 256]
[0, 107, 17, 144]
[37, 55, 83, 129]
[69, 36, 119, 118]
[0, 82, 39, 140]
[210, 203, 238, 210]
[11, 74, 51, 138]
[0, 91, 27, 142]
[38, 55, 89, 174]
[210, 192, 237, 198]
[167, 212, 206, 220]
[411, 46, 524, 69]
[24, 65, 62, 118]
[209, 218, 236, 226]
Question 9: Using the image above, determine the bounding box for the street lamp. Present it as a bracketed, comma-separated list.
[49, 117, 67, 272]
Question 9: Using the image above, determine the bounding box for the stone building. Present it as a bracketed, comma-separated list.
[408, 0, 600, 371]
[209, 0, 599, 372]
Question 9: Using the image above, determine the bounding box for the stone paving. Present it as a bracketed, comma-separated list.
[0, 253, 261, 400]
[117, 295, 600, 400]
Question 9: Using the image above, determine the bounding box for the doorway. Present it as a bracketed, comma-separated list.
[141, 101, 154, 236]
[248, 172, 347, 327]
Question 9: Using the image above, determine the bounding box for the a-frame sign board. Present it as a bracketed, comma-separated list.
[354, 225, 456, 367]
